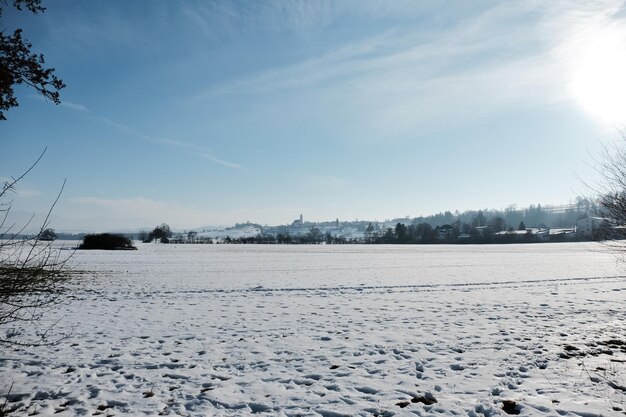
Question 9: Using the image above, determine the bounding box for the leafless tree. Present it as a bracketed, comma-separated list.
[0, 148, 71, 346]
[575, 130, 626, 261]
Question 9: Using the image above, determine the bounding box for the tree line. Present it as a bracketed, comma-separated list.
[207, 202, 593, 245]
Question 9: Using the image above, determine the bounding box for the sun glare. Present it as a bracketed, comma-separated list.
[570, 28, 626, 126]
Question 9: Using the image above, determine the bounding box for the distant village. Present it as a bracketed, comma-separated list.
[163, 199, 621, 244]
[46, 199, 622, 245]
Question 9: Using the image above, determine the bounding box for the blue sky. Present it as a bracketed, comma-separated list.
[2, 0, 626, 231]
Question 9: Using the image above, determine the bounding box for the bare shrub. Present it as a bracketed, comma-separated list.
[0, 149, 71, 346]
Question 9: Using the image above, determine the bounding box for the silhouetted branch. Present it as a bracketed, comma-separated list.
[0, 151, 72, 346]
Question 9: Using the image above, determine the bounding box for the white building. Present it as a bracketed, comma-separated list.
[576, 216, 610, 238]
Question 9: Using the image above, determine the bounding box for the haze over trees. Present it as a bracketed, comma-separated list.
[205, 200, 592, 245]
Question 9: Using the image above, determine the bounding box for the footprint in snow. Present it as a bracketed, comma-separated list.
[450, 363, 465, 371]
[354, 386, 379, 395]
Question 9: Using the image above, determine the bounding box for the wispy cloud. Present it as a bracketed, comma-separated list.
[138, 135, 243, 169]
[198, 1, 626, 134]
[197, 153, 242, 169]
[0, 175, 43, 198]
[15, 188, 43, 198]
[93, 116, 132, 132]
[198, 29, 402, 98]
[182, 1, 457, 40]
[61, 101, 93, 113]
[31, 95, 93, 113]
[49, 99, 243, 169]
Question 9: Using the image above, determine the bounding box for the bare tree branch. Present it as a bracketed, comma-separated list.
[0, 151, 73, 346]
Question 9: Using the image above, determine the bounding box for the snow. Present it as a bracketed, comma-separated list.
[2, 242, 626, 416]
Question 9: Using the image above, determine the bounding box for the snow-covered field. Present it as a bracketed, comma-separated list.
[2, 242, 626, 416]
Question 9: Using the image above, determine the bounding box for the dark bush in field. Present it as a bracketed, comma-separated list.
[78, 233, 136, 250]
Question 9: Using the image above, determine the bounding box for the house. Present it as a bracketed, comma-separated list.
[549, 228, 577, 240]
[437, 224, 455, 240]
